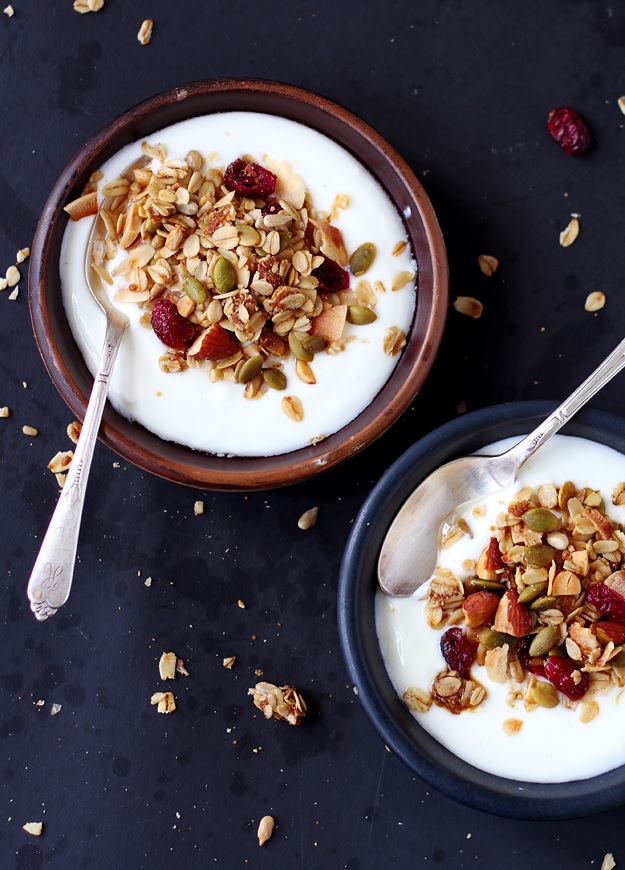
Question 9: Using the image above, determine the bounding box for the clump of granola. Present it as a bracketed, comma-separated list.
[87, 145, 388, 398]
[248, 681, 306, 725]
[411, 480, 625, 717]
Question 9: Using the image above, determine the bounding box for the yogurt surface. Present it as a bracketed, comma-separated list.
[376, 434, 625, 782]
[60, 112, 416, 456]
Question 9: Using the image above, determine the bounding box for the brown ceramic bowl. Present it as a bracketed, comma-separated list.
[29, 78, 448, 490]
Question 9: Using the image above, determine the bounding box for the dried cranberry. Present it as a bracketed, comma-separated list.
[544, 654, 589, 701]
[223, 158, 277, 197]
[547, 107, 592, 155]
[440, 627, 475, 678]
[517, 636, 545, 677]
[261, 201, 282, 216]
[586, 583, 625, 620]
[312, 257, 350, 294]
[150, 299, 195, 348]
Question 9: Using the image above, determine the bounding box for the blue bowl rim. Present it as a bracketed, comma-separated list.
[338, 400, 625, 820]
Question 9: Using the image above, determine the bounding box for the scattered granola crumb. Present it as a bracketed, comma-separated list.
[158, 651, 177, 680]
[16, 247, 30, 264]
[73, 0, 104, 11]
[34, 700, 45, 707]
[55, 473, 66, 488]
[50, 703, 62, 716]
[559, 216, 580, 247]
[22, 425, 38, 437]
[257, 815, 275, 846]
[137, 18, 153, 44]
[8, 288, 18, 300]
[602, 854, 616, 870]
[456, 400, 467, 414]
[176, 658, 189, 676]
[23, 822, 43, 836]
[3, 5, 14, 17]
[390, 270, 414, 292]
[237, 599, 246, 609]
[0, 277, 7, 290]
[223, 656, 237, 670]
[391, 240, 407, 257]
[618, 96, 625, 116]
[194, 500, 204, 516]
[67, 421, 82, 443]
[6, 265, 20, 286]
[249, 682, 307, 725]
[112, 461, 120, 468]
[585, 291, 605, 312]
[297, 507, 318, 530]
[255, 668, 264, 677]
[0, 407, 9, 418]
[47, 450, 73, 474]
[144, 576, 152, 587]
[478, 254, 498, 276]
[502, 718, 523, 735]
[453, 296, 483, 319]
[150, 691, 175, 713]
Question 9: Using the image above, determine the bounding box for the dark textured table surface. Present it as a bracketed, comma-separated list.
[2, 1, 625, 867]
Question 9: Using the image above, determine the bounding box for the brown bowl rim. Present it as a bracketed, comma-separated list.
[29, 77, 448, 490]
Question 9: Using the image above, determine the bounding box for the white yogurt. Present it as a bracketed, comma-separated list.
[376, 434, 625, 782]
[60, 112, 416, 456]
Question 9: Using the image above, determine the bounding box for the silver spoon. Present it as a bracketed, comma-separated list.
[378, 334, 625, 597]
[27, 157, 147, 620]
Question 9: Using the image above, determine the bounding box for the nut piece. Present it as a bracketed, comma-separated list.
[194, 500, 204, 516]
[6, 265, 20, 286]
[150, 691, 176, 713]
[453, 296, 483, 319]
[281, 395, 304, 422]
[257, 815, 275, 846]
[297, 507, 318, 530]
[478, 254, 498, 276]
[158, 651, 177, 680]
[585, 291, 605, 312]
[619, 97, 625, 115]
[223, 656, 237, 669]
[137, 19, 153, 45]
[0, 407, 10, 418]
[63, 191, 97, 221]
[47, 450, 74, 474]
[23, 822, 43, 836]
[67, 421, 82, 443]
[493, 590, 531, 637]
[248, 682, 306, 725]
[559, 217, 580, 247]
[22, 425, 38, 437]
[4, 5, 14, 17]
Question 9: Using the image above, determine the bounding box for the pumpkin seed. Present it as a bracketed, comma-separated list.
[183, 276, 207, 304]
[213, 256, 236, 293]
[522, 507, 559, 533]
[467, 578, 506, 593]
[529, 625, 559, 657]
[301, 334, 327, 354]
[263, 368, 287, 390]
[481, 630, 517, 650]
[349, 242, 376, 276]
[288, 331, 313, 362]
[237, 355, 263, 384]
[609, 649, 625, 667]
[518, 582, 548, 604]
[347, 304, 377, 325]
[558, 480, 576, 509]
[530, 595, 557, 611]
[532, 681, 559, 709]
[237, 223, 261, 247]
[523, 544, 555, 568]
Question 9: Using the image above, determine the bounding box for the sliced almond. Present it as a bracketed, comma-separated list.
[64, 191, 97, 221]
[559, 217, 580, 247]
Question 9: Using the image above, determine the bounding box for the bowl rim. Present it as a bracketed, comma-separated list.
[28, 77, 448, 490]
[338, 399, 625, 819]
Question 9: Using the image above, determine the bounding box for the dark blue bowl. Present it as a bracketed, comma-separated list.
[338, 400, 625, 819]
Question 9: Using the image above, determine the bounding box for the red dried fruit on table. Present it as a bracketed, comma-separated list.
[544, 654, 589, 701]
[547, 107, 592, 155]
[517, 636, 545, 677]
[440, 627, 475, 678]
[586, 583, 625, 620]
[150, 299, 195, 348]
[223, 158, 277, 197]
[312, 257, 350, 294]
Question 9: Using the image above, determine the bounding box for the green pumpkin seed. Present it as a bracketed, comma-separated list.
[349, 242, 376, 277]
[288, 331, 313, 362]
[532, 681, 559, 709]
[213, 257, 236, 294]
[237, 355, 263, 384]
[347, 304, 377, 325]
[263, 368, 287, 390]
[467, 579, 506, 593]
[523, 544, 556, 568]
[558, 480, 576, 509]
[522, 507, 559, 533]
[518, 582, 548, 604]
[609, 649, 625, 668]
[529, 625, 559, 657]
[237, 223, 261, 247]
[530, 595, 557, 612]
[301, 334, 327, 354]
[183, 276, 208, 304]
[481, 630, 518, 650]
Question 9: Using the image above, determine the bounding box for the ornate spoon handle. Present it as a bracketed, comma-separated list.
[26, 318, 127, 620]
